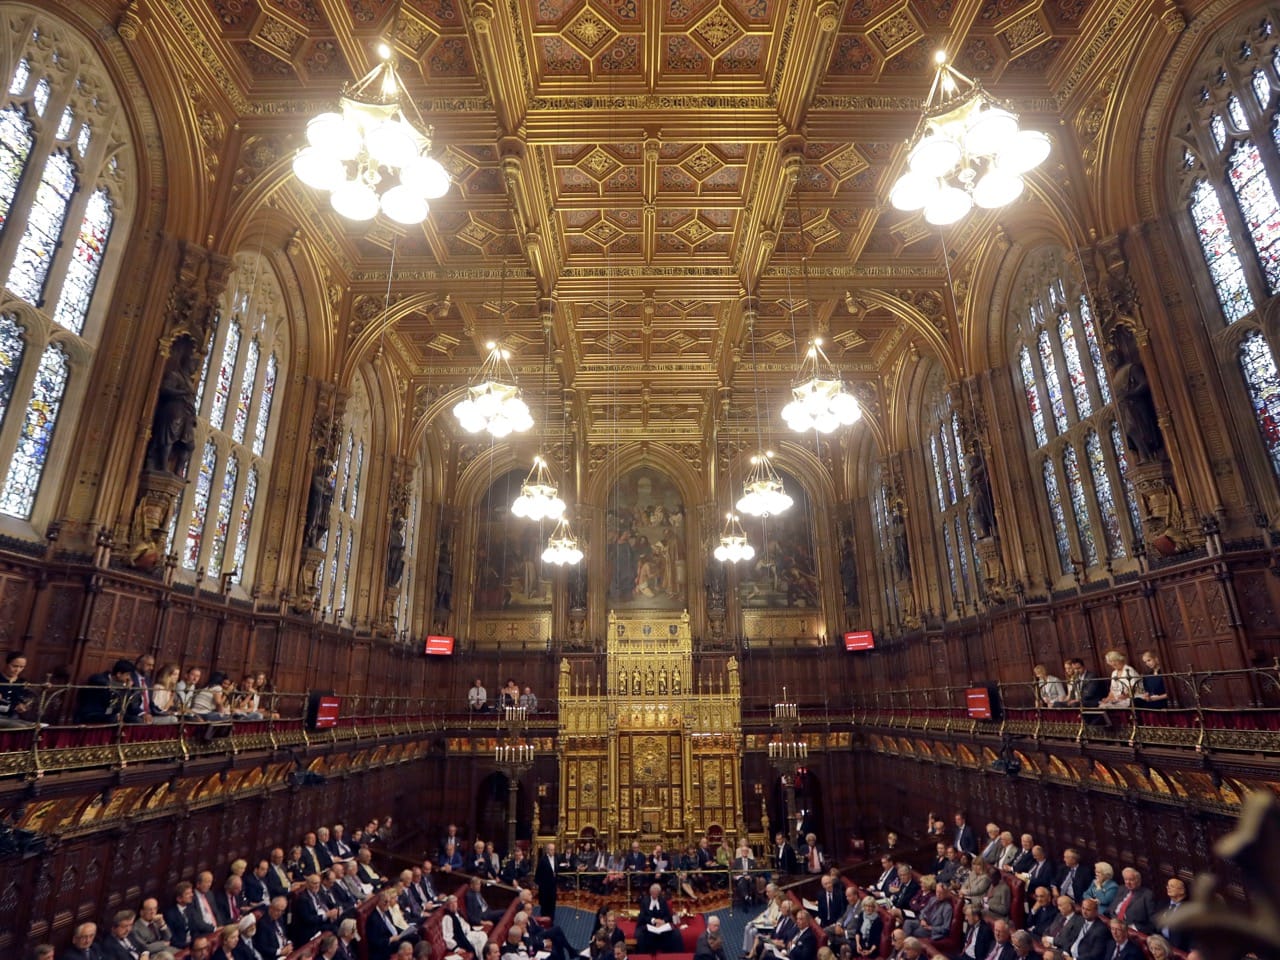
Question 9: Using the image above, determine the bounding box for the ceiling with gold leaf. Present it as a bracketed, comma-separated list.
[145, 0, 1143, 443]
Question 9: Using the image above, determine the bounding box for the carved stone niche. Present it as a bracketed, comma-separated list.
[127, 470, 186, 571]
[294, 545, 326, 612]
[974, 536, 1012, 602]
[1130, 460, 1191, 556]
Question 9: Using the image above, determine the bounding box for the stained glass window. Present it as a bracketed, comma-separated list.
[1043, 459, 1073, 574]
[1059, 309, 1092, 417]
[1211, 112, 1227, 150]
[0, 314, 25, 431]
[340, 431, 354, 511]
[208, 454, 238, 576]
[232, 466, 258, 582]
[1062, 444, 1099, 566]
[351, 440, 364, 514]
[76, 123, 90, 156]
[1086, 429, 1126, 558]
[1038, 329, 1070, 434]
[1255, 68, 1271, 108]
[940, 425, 957, 504]
[1227, 140, 1280, 292]
[194, 319, 217, 412]
[955, 515, 971, 601]
[1240, 330, 1280, 476]
[339, 528, 354, 614]
[8, 59, 28, 96]
[0, 343, 68, 519]
[0, 107, 34, 233]
[1079, 296, 1112, 403]
[55, 106, 73, 140]
[1190, 179, 1255, 321]
[7, 152, 76, 304]
[942, 522, 960, 601]
[32, 76, 49, 116]
[1110, 420, 1143, 543]
[1229, 93, 1249, 130]
[952, 413, 970, 496]
[326, 525, 342, 613]
[183, 441, 217, 570]
[231, 339, 259, 444]
[208, 319, 240, 429]
[929, 436, 946, 510]
[252, 352, 276, 457]
[52, 188, 113, 334]
[1020, 344, 1049, 446]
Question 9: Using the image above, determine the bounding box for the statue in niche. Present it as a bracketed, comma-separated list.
[838, 529, 860, 607]
[145, 337, 200, 476]
[618, 669, 628, 695]
[890, 499, 911, 582]
[385, 516, 406, 588]
[672, 670, 681, 695]
[968, 446, 997, 538]
[303, 454, 335, 550]
[633, 668, 642, 693]
[705, 554, 727, 608]
[568, 563, 587, 610]
[434, 538, 454, 612]
[658, 667, 667, 695]
[1110, 344, 1164, 461]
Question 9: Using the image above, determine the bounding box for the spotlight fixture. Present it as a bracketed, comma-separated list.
[511, 455, 565, 522]
[889, 50, 1050, 226]
[292, 43, 450, 224]
[737, 451, 793, 518]
[782, 338, 861, 434]
[541, 516, 583, 566]
[714, 513, 756, 563]
[451, 342, 533, 438]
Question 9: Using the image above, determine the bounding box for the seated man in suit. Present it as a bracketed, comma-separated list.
[324, 868, 359, 919]
[1023, 887, 1059, 938]
[253, 897, 293, 960]
[130, 899, 171, 954]
[904, 882, 953, 942]
[986, 920, 1016, 960]
[293, 873, 340, 942]
[466, 875, 506, 927]
[76, 660, 144, 724]
[868, 855, 897, 897]
[755, 898, 799, 960]
[1052, 849, 1091, 904]
[636, 883, 683, 954]
[955, 903, 993, 960]
[694, 916, 727, 960]
[1112, 868, 1156, 935]
[367, 889, 421, 960]
[243, 861, 271, 911]
[786, 911, 818, 960]
[163, 882, 200, 949]
[215, 876, 246, 927]
[1106, 920, 1143, 960]
[100, 911, 140, 960]
[1058, 899, 1109, 960]
[1010, 930, 1035, 960]
[888, 866, 920, 912]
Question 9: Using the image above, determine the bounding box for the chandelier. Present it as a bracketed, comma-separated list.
[782, 338, 861, 433]
[714, 512, 755, 563]
[737, 451, 793, 518]
[511, 455, 565, 521]
[452, 342, 533, 437]
[541, 516, 583, 566]
[889, 51, 1050, 226]
[292, 43, 450, 225]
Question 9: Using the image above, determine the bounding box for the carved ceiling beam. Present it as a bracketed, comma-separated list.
[518, 113, 782, 142]
[464, 0, 530, 135]
[773, 0, 847, 131]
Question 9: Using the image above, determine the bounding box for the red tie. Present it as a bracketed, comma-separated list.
[1115, 892, 1132, 920]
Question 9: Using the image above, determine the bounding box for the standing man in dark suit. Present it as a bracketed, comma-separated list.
[773, 832, 798, 876]
[815, 875, 841, 927]
[952, 812, 977, 857]
[1112, 869, 1157, 935]
[535, 841, 560, 924]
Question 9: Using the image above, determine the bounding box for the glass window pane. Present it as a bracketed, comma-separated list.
[955, 514, 971, 602]
[1211, 112, 1226, 150]
[208, 454, 238, 576]
[1254, 68, 1271, 108]
[1239, 330, 1280, 477]
[8, 59, 29, 96]
[76, 122, 90, 157]
[194, 318, 217, 413]
[339, 527, 354, 615]
[929, 435, 946, 510]
[6, 151, 76, 304]
[182, 441, 217, 570]
[1110, 420, 1143, 545]
[55, 106, 74, 140]
[1079, 295, 1112, 403]
[326, 524, 343, 616]
[340, 431, 354, 512]
[1020, 344, 1049, 447]
[232, 466, 258, 583]
[52, 188, 113, 334]
[1062, 443, 1099, 567]
[1059, 308, 1092, 418]
[0, 314, 27, 432]
[252, 352, 277, 457]
[940, 424, 957, 505]
[1086, 429, 1127, 559]
[231, 338, 259, 444]
[0, 106, 35, 234]
[0, 342, 69, 519]
[1038, 329, 1070, 434]
[1190, 179, 1255, 322]
[1043, 459, 1073, 575]
[1228, 139, 1280, 293]
[32, 76, 49, 116]
[208, 319, 240, 430]
[951, 412, 970, 496]
[1228, 93, 1248, 130]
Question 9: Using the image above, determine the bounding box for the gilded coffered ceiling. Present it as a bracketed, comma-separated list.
[142, 0, 1140, 442]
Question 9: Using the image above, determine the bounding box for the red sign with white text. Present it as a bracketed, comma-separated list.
[844, 630, 875, 651]
[425, 635, 456, 655]
[314, 696, 341, 729]
[965, 687, 994, 720]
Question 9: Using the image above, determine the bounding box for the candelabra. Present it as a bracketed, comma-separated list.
[493, 707, 536, 856]
[768, 687, 806, 829]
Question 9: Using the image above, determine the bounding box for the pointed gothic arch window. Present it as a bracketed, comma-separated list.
[0, 14, 134, 526]
[317, 377, 371, 625]
[170, 255, 288, 585]
[1008, 248, 1140, 580]
[922, 378, 979, 614]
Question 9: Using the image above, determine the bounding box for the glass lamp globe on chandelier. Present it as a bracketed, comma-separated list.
[737, 451, 793, 518]
[451, 341, 533, 438]
[889, 50, 1050, 226]
[292, 43, 451, 225]
[542, 515, 583, 565]
[511, 455, 565, 521]
[782, 338, 861, 433]
[714, 512, 756, 563]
